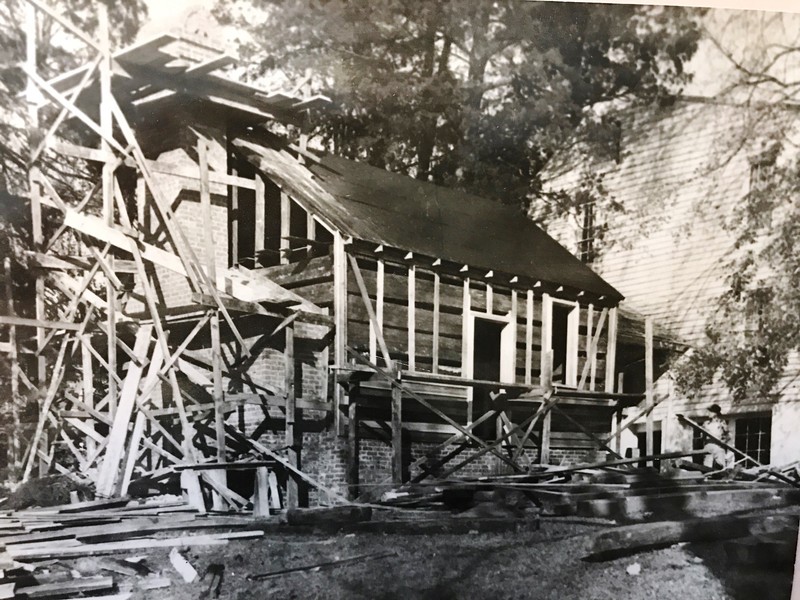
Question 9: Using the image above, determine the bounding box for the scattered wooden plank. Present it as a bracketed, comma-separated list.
[252, 467, 271, 518]
[8, 530, 263, 560]
[15, 576, 114, 598]
[584, 512, 798, 561]
[286, 506, 372, 527]
[169, 547, 197, 583]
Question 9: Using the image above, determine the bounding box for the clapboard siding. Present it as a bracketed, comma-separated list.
[544, 98, 800, 463]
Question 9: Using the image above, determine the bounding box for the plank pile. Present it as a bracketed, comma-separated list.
[379, 452, 800, 523]
[0, 497, 264, 599]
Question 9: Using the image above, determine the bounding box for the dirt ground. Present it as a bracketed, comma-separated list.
[51, 517, 793, 600]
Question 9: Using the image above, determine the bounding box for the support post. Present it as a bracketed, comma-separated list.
[80, 334, 95, 458]
[26, 0, 47, 473]
[605, 307, 618, 393]
[280, 191, 290, 265]
[540, 350, 553, 464]
[347, 400, 358, 500]
[461, 277, 472, 422]
[525, 290, 533, 385]
[432, 271, 440, 374]
[230, 167, 239, 265]
[369, 258, 384, 364]
[645, 316, 654, 465]
[333, 233, 347, 435]
[285, 323, 298, 509]
[254, 176, 265, 263]
[200, 140, 227, 477]
[407, 264, 415, 371]
[391, 369, 403, 485]
[4, 258, 20, 473]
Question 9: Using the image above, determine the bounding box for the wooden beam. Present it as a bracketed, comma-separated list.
[408, 408, 500, 482]
[119, 412, 146, 497]
[285, 323, 298, 509]
[525, 290, 533, 385]
[280, 191, 291, 265]
[80, 334, 96, 458]
[461, 277, 472, 422]
[26, 0, 103, 52]
[406, 264, 415, 371]
[23, 318, 86, 482]
[254, 176, 265, 258]
[368, 258, 383, 364]
[515, 350, 554, 463]
[346, 347, 523, 473]
[578, 308, 607, 391]
[603, 395, 665, 448]
[225, 427, 351, 505]
[31, 57, 101, 164]
[211, 312, 226, 463]
[645, 316, 654, 466]
[306, 212, 316, 259]
[230, 167, 239, 265]
[0, 314, 81, 331]
[4, 258, 20, 472]
[432, 272, 440, 374]
[21, 64, 128, 156]
[391, 370, 402, 485]
[95, 326, 153, 497]
[348, 254, 393, 370]
[199, 139, 216, 282]
[347, 399, 358, 500]
[540, 294, 552, 384]
[333, 233, 347, 434]
[605, 307, 618, 393]
[510, 289, 518, 381]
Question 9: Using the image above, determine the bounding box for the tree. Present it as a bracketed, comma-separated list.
[0, 0, 147, 197]
[215, 0, 703, 212]
[672, 11, 800, 401]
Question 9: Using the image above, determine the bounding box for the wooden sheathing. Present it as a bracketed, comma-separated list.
[337, 248, 623, 478]
[343, 251, 610, 389]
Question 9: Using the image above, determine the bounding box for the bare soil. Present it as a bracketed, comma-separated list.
[49, 517, 793, 600]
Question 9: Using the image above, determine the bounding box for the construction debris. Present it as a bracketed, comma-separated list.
[168, 547, 197, 583]
[0, 496, 263, 597]
[583, 512, 798, 561]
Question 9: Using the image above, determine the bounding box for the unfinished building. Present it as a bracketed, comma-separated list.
[0, 3, 657, 512]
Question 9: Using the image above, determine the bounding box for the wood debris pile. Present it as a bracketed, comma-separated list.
[0, 497, 263, 599]
[379, 450, 800, 523]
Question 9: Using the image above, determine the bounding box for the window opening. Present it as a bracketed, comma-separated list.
[734, 414, 771, 465]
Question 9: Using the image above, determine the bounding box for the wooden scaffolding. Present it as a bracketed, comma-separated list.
[0, 1, 665, 510]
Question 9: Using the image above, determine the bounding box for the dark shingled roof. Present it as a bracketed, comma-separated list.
[308, 154, 623, 301]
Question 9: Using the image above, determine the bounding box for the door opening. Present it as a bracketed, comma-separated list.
[552, 303, 573, 384]
[472, 318, 505, 439]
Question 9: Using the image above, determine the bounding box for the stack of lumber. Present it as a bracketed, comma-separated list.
[0, 497, 264, 599]
[379, 453, 800, 523]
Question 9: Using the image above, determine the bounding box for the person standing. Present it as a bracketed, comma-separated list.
[703, 403, 730, 469]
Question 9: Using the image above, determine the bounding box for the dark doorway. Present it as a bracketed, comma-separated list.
[636, 429, 662, 468]
[551, 303, 572, 384]
[228, 154, 282, 269]
[472, 318, 505, 439]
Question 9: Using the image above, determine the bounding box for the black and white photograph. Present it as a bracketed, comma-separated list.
[0, 0, 799, 597]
